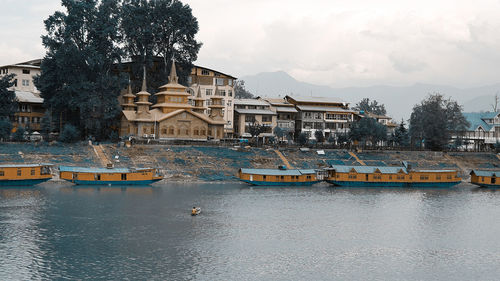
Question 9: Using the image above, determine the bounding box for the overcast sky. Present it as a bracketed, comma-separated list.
[2, 0, 500, 88]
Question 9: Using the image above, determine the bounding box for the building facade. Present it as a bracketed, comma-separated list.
[459, 112, 500, 150]
[0, 59, 44, 132]
[260, 97, 297, 140]
[120, 61, 225, 140]
[285, 96, 355, 140]
[233, 98, 277, 139]
[187, 65, 236, 137]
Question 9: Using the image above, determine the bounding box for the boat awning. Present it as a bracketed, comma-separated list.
[239, 168, 316, 176]
[470, 170, 500, 177]
[59, 166, 153, 174]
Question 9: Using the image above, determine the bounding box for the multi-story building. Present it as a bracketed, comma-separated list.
[260, 97, 297, 139]
[0, 59, 44, 131]
[285, 95, 355, 140]
[187, 65, 236, 138]
[458, 112, 500, 150]
[358, 111, 398, 136]
[233, 99, 276, 139]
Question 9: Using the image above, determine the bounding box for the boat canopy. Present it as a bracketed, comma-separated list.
[239, 168, 316, 176]
[0, 163, 53, 168]
[327, 165, 408, 174]
[59, 166, 153, 174]
[470, 170, 500, 177]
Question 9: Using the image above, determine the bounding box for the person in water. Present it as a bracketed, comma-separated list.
[192, 207, 198, 215]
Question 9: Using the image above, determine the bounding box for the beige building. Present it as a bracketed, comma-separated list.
[234, 99, 277, 139]
[0, 59, 44, 131]
[187, 66, 236, 137]
[120, 60, 225, 140]
[285, 96, 356, 140]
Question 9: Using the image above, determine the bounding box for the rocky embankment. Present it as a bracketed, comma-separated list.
[0, 143, 498, 183]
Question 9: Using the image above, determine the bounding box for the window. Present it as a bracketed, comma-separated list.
[314, 113, 322, 119]
[304, 112, 312, 119]
[22, 69, 30, 74]
[187, 76, 192, 85]
[262, 116, 271, 122]
[31, 169, 35, 176]
[263, 175, 266, 180]
[17, 169, 21, 176]
[14, 79, 17, 87]
[228, 90, 233, 97]
[228, 79, 233, 86]
[227, 100, 232, 106]
[22, 79, 29, 86]
[215, 78, 224, 86]
[0, 170, 4, 176]
[245, 115, 255, 122]
[205, 89, 213, 96]
[121, 174, 127, 180]
[217, 90, 226, 96]
[201, 69, 210, 75]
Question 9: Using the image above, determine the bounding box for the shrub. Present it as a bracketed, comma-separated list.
[0, 119, 12, 141]
[59, 124, 80, 143]
[12, 126, 25, 141]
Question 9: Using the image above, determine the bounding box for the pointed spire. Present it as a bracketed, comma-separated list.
[141, 65, 147, 92]
[196, 86, 202, 98]
[168, 58, 178, 84]
[127, 75, 133, 94]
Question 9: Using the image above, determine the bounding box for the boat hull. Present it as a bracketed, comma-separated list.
[326, 180, 461, 188]
[63, 178, 162, 186]
[471, 182, 500, 188]
[240, 180, 321, 186]
[0, 178, 51, 187]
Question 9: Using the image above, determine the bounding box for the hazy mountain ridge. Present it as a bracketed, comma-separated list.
[241, 71, 500, 120]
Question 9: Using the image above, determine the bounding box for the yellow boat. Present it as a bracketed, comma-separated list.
[325, 164, 461, 188]
[0, 164, 53, 186]
[59, 166, 163, 185]
[238, 167, 323, 186]
[470, 170, 500, 188]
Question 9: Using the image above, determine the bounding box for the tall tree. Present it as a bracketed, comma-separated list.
[409, 94, 469, 150]
[393, 119, 409, 147]
[234, 80, 254, 99]
[37, 0, 127, 140]
[353, 98, 387, 115]
[0, 74, 17, 121]
[121, 0, 201, 90]
[349, 117, 387, 146]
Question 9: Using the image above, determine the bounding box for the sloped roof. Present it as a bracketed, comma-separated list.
[234, 99, 270, 106]
[328, 165, 408, 174]
[296, 105, 354, 113]
[15, 91, 43, 103]
[276, 107, 298, 113]
[463, 112, 500, 131]
[470, 170, 500, 177]
[59, 166, 154, 173]
[239, 168, 316, 176]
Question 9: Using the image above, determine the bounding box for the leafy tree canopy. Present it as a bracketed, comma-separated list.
[234, 80, 254, 99]
[0, 74, 17, 121]
[409, 94, 469, 151]
[392, 119, 409, 147]
[349, 117, 387, 146]
[353, 98, 387, 116]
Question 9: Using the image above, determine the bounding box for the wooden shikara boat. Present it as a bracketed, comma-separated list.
[0, 164, 53, 186]
[59, 166, 163, 185]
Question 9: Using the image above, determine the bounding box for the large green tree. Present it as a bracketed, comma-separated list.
[353, 98, 387, 115]
[409, 94, 469, 150]
[392, 119, 409, 147]
[37, 0, 127, 140]
[121, 0, 201, 91]
[0, 74, 17, 121]
[349, 117, 387, 146]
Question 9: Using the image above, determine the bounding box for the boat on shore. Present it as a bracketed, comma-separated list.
[325, 164, 461, 188]
[0, 164, 53, 186]
[470, 170, 500, 188]
[59, 166, 163, 185]
[238, 166, 324, 186]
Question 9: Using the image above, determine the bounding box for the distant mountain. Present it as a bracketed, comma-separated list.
[241, 71, 500, 120]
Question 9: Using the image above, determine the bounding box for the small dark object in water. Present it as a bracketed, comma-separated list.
[191, 207, 201, 216]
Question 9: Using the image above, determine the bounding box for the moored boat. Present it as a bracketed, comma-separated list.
[325, 164, 461, 188]
[59, 166, 163, 185]
[238, 167, 323, 186]
[470, 170, 500, 188]
[0, 164, 53, 186]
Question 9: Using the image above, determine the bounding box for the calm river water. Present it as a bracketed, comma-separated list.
[1, 183, 500, 280]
